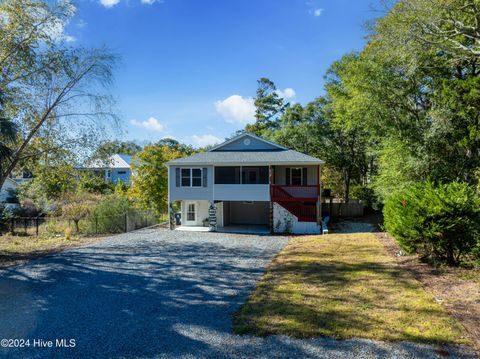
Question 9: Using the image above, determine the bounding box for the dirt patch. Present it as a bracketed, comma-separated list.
[376, 232, 480, 353]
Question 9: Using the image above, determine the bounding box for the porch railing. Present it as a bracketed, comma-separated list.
[270, 185, 319, 201]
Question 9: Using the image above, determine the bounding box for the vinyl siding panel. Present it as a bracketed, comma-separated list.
[169, 166, 214, 202]
[214, 184, 270, 201]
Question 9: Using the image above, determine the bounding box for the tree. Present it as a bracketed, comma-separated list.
[246, 78, 288, 136]
[0, 116, 17, 170]
[93, 140, 142, 159]
[156, 138, 195, 155]
[0, 0, 117, 191]
[128, 144, 184, 216]
[62, 192, 97, 233]
[360, 0, 480, 191]
[322, 54, 374, 202]
[271, 99, 329, 156]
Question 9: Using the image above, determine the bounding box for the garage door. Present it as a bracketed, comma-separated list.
[227, 201, 269, 225]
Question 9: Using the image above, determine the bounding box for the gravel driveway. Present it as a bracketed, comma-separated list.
[0, 228, 475, 358]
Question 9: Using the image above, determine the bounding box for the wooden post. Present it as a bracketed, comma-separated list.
[269, 165, 274, 233]
[317, 165, 322, 225]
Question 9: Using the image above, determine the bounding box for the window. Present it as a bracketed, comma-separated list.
[117, 171, 127, 175]
[106, 170, 111, 179]
[181, 168, 202, 187]
[215, 167, 240, 184]
[192, 168, 202, 187]
[241, 166, 269, 184]
[187, 203, 195, 221]
[291, 168, 302, 186]
[181, 168, 190, 187]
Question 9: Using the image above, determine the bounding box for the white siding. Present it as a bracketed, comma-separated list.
[273, 202, 321, 234]
[181, 200, 210, 226]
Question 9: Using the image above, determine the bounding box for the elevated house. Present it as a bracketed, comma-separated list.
[77, 154, 134, 185]
[165, 133, 325, 234]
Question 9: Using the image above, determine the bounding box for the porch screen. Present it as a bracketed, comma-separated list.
[241, 166, 269, 184]
[215, 166, 241, 184]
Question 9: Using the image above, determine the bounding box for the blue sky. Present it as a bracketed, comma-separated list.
[66, 0, 382, 147]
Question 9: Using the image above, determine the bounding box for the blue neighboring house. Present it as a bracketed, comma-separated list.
[77, 154, 134, 185]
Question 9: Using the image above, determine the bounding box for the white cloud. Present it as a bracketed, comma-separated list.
[190, 134, 223, 147]
[214, 95, 255, 125]
[62, 34, 76, 43]
[276, 88, 296, 99]
[100, 0, 120, 8]
[313, 8, 323, 16]
[130, 117, 165, 132]
[141, 0, 163, 4]
[76, 19, 87, 28]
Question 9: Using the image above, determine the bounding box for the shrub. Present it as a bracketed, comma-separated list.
[89, 194, 134, 233]
[61, 192, 98, 233]
[77, 172, 112, 194]
[384, 181, 480, 265]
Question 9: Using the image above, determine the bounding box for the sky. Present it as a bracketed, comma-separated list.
[65, 0, 383, 148]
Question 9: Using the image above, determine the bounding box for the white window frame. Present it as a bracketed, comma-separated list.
[290, 167, 303, 186]
[180, 167, 203, 188]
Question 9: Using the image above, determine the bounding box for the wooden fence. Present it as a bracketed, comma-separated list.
[322, 200, 364, 218]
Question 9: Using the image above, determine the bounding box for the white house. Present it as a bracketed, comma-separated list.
[77, 154, 134, 185]
[165, 133, 325, 234]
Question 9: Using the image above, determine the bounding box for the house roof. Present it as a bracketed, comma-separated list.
[166, 133, 324, 166]
[208, 132, 287, 151]
[80, 154, 134, 169]
[1, 177, 19, 191]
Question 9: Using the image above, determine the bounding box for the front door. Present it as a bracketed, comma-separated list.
[185, 202, 196, 225]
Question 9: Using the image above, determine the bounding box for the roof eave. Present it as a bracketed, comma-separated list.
[165, 160, 325, 166]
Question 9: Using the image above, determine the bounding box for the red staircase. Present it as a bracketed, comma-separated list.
[271, 185, 318, 222]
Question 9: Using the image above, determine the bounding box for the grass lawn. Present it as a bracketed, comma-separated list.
[234, 233, 470, 344]
[0, 233, 105, 268]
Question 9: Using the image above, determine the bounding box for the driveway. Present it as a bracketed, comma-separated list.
[0, 228, 475, 358]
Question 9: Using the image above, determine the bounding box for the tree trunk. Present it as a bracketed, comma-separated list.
[344, 170, 351, 203]
[74, 220, 80, 233]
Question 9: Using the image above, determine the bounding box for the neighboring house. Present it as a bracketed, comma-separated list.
[8, 169, 33, 185]
[0, 178, 19, 202]
[0, 177, 21, 211]
[77, 154, 134, 185]
[166, 133, 325, 234]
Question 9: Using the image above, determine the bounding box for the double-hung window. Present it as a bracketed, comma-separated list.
[181, 168, 202, 187]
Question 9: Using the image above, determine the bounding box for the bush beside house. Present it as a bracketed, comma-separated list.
[384, 182, 480, 266]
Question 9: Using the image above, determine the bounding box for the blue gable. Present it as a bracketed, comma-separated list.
[210, 133, 284, 152]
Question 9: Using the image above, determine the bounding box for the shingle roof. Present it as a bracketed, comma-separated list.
[165, 149, 324, 166]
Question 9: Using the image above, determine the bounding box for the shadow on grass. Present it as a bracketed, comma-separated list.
[234, 236, 466, 345]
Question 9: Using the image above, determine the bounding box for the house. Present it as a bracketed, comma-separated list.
[77, 154, 134, 185]
[0, 177, 19, 202]
[8, 169, 33, 185]
[0, 177, 21, 211]
[165, 133, 325, 234]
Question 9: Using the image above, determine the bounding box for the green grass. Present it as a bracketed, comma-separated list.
[234, 233, 469, 344]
